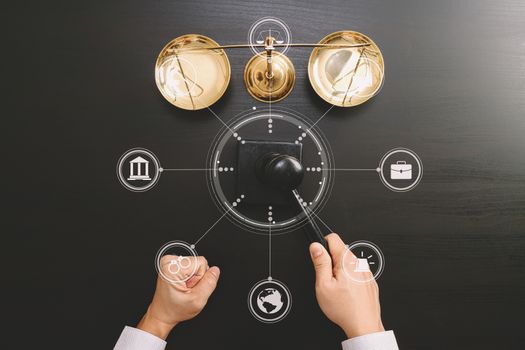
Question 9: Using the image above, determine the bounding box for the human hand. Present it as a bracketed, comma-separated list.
[309, 233, 384, 339]
[137, 255, 220, 340]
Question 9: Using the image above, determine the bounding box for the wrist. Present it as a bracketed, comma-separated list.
[137, 307, 177, 340]
[342, 321, 385, 339]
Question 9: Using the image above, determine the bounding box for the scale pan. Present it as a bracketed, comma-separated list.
[155, 34, 231, 110]
[308, 31, 384, 107]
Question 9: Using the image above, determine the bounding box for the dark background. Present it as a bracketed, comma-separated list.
[5, 0, 525, 349]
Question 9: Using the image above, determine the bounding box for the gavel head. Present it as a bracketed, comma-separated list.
[255, 152, 305, 192]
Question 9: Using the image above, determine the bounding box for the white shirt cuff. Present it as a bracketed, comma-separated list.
[114, 326, 167, 350]
[341, 330, 399, 350]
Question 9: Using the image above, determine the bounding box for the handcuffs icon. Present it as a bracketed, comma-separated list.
[168, 256, 192, 274]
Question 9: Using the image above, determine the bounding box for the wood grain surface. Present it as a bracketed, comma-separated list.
[4, 0, 525, 349]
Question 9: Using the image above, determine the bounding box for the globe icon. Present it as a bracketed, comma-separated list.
[256, 288, 284, 314]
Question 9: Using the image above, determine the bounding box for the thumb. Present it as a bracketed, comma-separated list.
[309, 242, 333, 284]
[193, 266, 220, 299]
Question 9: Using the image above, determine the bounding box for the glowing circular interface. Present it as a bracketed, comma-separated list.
[155, 241, 198, 284]
[248, 17, 292, 56]
[248, 279, 292, 323]
[207, 108, 334, 234]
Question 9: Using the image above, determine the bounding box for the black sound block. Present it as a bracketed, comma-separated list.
[237, 140, 302, 205]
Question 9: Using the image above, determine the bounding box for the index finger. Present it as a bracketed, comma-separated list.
[325, 233, 347, 268]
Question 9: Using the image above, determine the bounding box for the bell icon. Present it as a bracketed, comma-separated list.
[354, 258, 370, 272]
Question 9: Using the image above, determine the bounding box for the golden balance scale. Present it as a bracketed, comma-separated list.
[154, 30, 384, 110]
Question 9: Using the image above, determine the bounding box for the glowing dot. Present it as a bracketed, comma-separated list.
[319, 181, 322, 185]
[302, 133, 306, 137]
[268, 119, 273, 123]
[190, 244, 195, 249]
[272, 221, 275, 224]
[317, 167, 321, 172]
[233, 202, 237, 206]
[252, 106, 256, 110]
[321, 162, 324, 165]
[318, 152, 321, 155]
[230, 167, 234, 171]
[159, 167, 164, 172]
[268, 211, 273, 216]
[268, 276, 273, 281]
[298, 126, 302, 129]
[236, 198, 241, 202]
[303, 202, 307, 207]
[376, 167, 381, 172]
[298, 137, 302, 141]
[237, 137, 242, 141]
[268, 206, 273, 210]
[218, 167, 223, 172]
[295, 141, 299, 144]
[241, 194, 245, 198]
[309, 202, 313, 206]
[217, 160, 220, 163]
[224, 168, 228, 172]
[233, 133, 238, 137]
[242, 140, 246, 144]
[268, 217, 273, 221]
[268, 130, 273, 133]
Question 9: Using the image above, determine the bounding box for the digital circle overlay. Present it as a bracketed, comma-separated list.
[155, 240, 198, 284]
[248, 17, 292, 56]
[378, 147, 423, 192]
[248, 279, 292, 323]
[206, 107, 335, 235]
[342, 241, 385, 283]
[117, 148, 161, 192]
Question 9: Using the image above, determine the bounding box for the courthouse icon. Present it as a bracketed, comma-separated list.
[128, 156, 152, 181]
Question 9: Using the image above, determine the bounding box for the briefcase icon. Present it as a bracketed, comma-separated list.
[390, 161, 412, 180]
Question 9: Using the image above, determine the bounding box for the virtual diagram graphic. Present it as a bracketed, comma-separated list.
[116, 17, 423, 324]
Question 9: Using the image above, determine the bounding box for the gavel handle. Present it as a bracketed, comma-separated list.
[292, 190, 329, 250]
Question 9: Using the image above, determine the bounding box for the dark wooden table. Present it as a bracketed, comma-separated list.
[5, 0, 525, 349]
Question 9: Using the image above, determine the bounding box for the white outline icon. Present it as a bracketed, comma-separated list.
[342, 241, 385, 283]
[155, 241, 198, 284]
[167, 256, 192, 274]
[248, 17, 292, 56]
[117, 148, 161, 192]
[354, 258, 371, 272]
[390, 160, 412, 180]
[379, 147, 422, 192]
[247, 278, 292, 323]
[128, 156, 152, 181]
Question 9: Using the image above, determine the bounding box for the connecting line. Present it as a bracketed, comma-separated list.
[193, 209, 230, 246]
[206, 106, 235, 134]
[306, 207, 334, 234]
[307, 104, 334, 132]
[268, 29, 272, 129]
[161, 168, 214, 171]
[322, 168, 379, 172]
[268, 223, 272, 279]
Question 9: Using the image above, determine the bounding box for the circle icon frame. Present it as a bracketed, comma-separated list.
[248, 17, 292, 56]
[342, 240, 385, 283]
[378, 147, 423, 192]
[247, 278, 292, 324]
[155, 240, 198, 284]
[116, 148, 162, 192]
